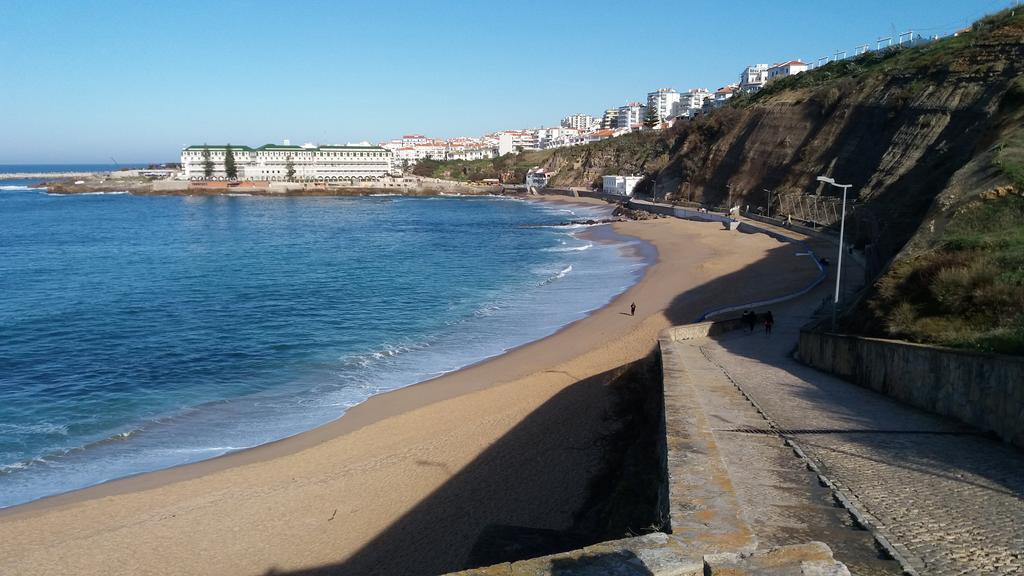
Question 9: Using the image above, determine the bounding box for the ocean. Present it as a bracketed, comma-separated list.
[0, 188, 646, 508]
[0, 163, 156, 175]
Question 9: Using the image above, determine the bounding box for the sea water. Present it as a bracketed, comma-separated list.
[0, 189, 646, 508]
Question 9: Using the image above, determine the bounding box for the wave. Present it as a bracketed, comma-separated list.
[225, 193, 252, 197]
[0, 185, 35, 191]
[539, 265, 573, 286]
[338, 338, 435, 369]
[543, 243, 592, 253]
[0, 425, 145, 477]
[369, 193, 400, 197]
[0, 422, 69, 436]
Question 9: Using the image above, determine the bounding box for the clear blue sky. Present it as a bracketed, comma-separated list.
[0, 0, 1011, 163]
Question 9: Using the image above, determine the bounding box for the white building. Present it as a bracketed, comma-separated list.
[739, 64, 770, 93]
[672, 88, 713, 118]
[767, 60, 809, 81]
[560, 113, 596, 131]
[600, 108, 620, 130]
[714, 84, 738, 105]
[526, 167, 550, 188]
[496, 130, 538, 155]
[647, 88, 681, 122]
[602, 175, 643, 197]
[446, 146, 496, 161]
[616, 102, 647, 129]
[180, 143, 393, 181]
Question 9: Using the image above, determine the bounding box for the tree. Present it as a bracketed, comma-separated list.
[643, 105, 659, 129]
[285, 155, 296, 180]
[202, 145, 214, 179]
[224, 144, 237, 180]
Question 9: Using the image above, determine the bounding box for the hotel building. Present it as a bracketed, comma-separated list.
[180, 143, 394, 181]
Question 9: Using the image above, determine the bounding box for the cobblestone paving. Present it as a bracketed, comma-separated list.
[694, 316, 1024, 576]
[669, 340, 902, 575]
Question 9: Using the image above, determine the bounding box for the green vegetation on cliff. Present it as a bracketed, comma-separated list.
[872, 193, 1024, 353]
[417, 130, 669, 189]
[864, 70, 1024, 354]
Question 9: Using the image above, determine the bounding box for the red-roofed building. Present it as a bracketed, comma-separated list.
[767, 60, 809, 81]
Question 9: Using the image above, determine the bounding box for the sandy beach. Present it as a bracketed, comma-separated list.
[0, 197, 821, 575]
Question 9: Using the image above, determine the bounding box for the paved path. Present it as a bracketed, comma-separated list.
[665, 335, 902, 575]
[682, 308, 1024, 575]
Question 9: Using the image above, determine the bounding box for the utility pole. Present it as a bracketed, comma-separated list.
[763, 188, 773, 219]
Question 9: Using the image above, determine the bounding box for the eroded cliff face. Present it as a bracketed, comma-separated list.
[545, 13, 1023, 270]
[537, 12, 1024, 349]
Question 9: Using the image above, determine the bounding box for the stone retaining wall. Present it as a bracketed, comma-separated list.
[662, 318, 747, 341]
[798, 331, 1024, 447]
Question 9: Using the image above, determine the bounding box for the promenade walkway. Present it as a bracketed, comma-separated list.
[666, 297, 1024, 575]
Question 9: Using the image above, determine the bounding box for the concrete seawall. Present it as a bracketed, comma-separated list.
[798, 331, 1024, 447]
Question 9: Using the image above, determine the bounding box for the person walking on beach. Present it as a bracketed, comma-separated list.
[630, 302, 636, 316]
[764, 311, 775, 336]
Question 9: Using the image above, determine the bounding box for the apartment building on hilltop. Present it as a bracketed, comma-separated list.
[739, 64, 770, 93]
[560, 113, 597, 131]
[647, 88, 681, 122]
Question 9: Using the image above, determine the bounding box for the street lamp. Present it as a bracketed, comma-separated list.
[762, 188, 773, 219]
[816, 175, 853, 331]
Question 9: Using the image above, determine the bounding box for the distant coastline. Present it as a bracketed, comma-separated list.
[0, 171, 101, 180]
[36, 174, 508, 197]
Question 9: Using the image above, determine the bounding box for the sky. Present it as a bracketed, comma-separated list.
[0, 0, 1013, 163]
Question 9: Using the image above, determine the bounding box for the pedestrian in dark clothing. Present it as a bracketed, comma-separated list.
[630, 302, 636, 316]
[764, 311, 774, 335]
[742, 310, 756, 332]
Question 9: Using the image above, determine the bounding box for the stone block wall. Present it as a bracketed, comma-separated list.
[798, 331, 1024, 447]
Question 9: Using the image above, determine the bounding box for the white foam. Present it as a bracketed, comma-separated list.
[543, 243, 592, 252]
[0, 185, 34, 191]
[539, 265, 573, 286]
[44, 190, 130, 196]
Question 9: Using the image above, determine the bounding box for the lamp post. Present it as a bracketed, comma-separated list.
[763, 188, 773, 219]
[816, 176, 852, 331]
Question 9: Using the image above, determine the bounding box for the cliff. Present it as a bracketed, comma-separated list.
[429, 8, 1024, 352]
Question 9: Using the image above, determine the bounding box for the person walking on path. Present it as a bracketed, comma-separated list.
[630, 302, 636, 316]
[764, 311, 774, 336]
[742, 310, 756, 332]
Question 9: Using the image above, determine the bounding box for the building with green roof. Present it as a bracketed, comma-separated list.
[181, 143, 394, 181]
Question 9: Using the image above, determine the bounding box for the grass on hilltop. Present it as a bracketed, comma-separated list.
[742, 7, 1024, 105]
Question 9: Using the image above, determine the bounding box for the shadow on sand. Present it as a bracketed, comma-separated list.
[260, 227, 822, 576]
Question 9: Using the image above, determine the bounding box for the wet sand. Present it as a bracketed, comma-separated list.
[0, 196, 821, 575]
